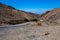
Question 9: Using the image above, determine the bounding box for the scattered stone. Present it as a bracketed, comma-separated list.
[44, 32, 49, 36]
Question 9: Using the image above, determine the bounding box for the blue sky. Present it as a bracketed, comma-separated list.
[0, 0, 60, 14]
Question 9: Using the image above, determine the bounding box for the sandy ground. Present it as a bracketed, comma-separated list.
[0, 22, 60, 40]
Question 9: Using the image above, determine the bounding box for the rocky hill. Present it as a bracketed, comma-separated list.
[0, 3, 40, 25]
[1, 3, 60, 40]
[41, 8, 60, 25]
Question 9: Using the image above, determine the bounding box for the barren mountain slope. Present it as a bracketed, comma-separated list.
[0, 3, 40, 25]
[41, 8, 60, 25]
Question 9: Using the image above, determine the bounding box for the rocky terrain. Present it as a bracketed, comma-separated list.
[0, 3, 40, 25]
[41, 8, 60, 25]
[0, 3, 60, 40]
[0, 22, 60, 40]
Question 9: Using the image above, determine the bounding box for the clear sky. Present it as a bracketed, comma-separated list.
[0, 0, 60, 14]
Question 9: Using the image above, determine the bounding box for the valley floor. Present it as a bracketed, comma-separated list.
[0, 22, 60, 40]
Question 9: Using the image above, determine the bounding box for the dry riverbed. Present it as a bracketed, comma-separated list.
[0, 22, 60, 40]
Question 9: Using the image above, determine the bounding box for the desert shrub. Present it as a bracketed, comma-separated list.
[7, 20, 24, 25]
[31, 19, 38, 22]
[24, 19, 29, 22]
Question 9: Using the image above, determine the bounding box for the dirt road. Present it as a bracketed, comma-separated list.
[0, 22, 60, 40]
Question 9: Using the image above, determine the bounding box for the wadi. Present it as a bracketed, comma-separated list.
[0, 3, 60, 40]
